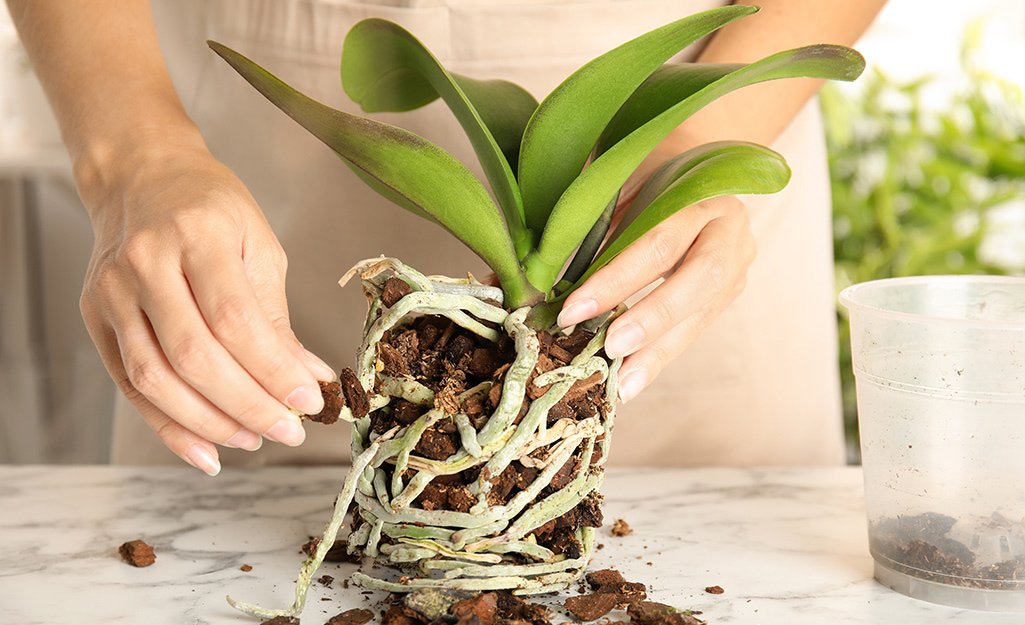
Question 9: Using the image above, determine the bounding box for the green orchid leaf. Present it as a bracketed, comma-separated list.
[563, 142, 791, 295]
[529, 43, 866, 292]
[341, 18, 538, 257]
[450, 74, 537, 178]
[594, 62, 741, 156]
[208, 40, 540, 306]
[517, 5, 758, 236]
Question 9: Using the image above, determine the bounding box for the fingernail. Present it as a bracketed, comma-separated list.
[558, 299, 598, 327]
[286, 385, 324, 415]
[265, 419, 306, 447]
[225, 428, 263, 451]
[617, 368, 648, 404]
[304, 349, 336, 381]
[605, 323, 645, 359]
[185, 445, 221, 477]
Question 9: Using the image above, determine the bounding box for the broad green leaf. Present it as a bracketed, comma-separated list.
[451, 75, 537, 177]
[594, 63, 741, 156]
[529, 44, 866, 291]
[563, 142, 791, 295]
[341, 18, 538, 257]
[517, 5, 757, 236]
[208, 40, 540, 306]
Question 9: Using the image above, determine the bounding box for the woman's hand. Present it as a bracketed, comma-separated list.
[558, 191, 755, 403]
[79, 138, 336, 475]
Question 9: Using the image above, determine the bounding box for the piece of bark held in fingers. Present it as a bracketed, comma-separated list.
[339, 367, 370, 418]
[307, 380, 344, 424]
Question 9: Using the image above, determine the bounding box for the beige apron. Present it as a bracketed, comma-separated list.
[112, 0, 843, 467]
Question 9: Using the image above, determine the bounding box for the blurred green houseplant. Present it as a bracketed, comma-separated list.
[823, 25, 1025, 459]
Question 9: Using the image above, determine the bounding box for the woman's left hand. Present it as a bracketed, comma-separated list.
[557, 193, 756, 403]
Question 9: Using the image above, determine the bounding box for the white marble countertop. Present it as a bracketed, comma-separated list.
[2, 465, 1021, 625]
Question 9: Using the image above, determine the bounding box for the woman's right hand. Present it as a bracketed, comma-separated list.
[78, 134, 336, 475]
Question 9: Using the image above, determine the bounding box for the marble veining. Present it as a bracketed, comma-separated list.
[1, 466, 1021, 624]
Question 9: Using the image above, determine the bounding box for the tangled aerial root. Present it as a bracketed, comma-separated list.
[229, 258, 621, 619]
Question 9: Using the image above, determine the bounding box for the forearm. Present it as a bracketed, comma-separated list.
[679, 0, 887, 147]
[5, 0, 204, 210]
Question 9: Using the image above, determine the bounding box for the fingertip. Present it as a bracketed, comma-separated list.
[617, 367, 649, 404]
[264, 418, 307, 447]
[302, 348, 336, 382]
[604, 322, 645, 359]
[184, 444, 222, 476]
[286, 385, 324, 415]
[558, 298, 599, 328]
[225, 428, 263, 451]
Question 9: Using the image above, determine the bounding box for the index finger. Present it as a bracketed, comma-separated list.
[182, 246, 325, 417]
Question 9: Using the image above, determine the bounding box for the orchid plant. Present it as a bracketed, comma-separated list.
[210, 5, 864, 329]
[210, 6, 864, 618]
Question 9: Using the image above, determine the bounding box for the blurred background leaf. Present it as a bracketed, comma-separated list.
[822, 21, 1025, 461]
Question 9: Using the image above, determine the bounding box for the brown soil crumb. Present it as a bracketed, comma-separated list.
[240, 564, 253, 572]
[118, 540, 155, 567]
[318, 574, 335, 587]
[869, 511, 1025, 588]
[584, 568, 647, 606]
[628, 601, 706, 625]
[611, 519, 634, 537]
[564, 592, 619, 621]
[302, 537, 363, 564]
[450, 591, 499, 625]
[382, 276, 414, 308]
[704, 586, 724, 595]
[382, 603, 425, 625]
[327, 608, 375, 625]
[262, 617, 299, 625]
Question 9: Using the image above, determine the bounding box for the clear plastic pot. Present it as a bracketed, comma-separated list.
[840, 275, 1025, 612]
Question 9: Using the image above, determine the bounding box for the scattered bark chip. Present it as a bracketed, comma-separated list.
[327, 608, 375, 625]
[261, 617, 299, 625]
[494, 590, 552, 625]
[704, 585, 724, 595]
[450, 591, 498, 625]
[240, 564, 253, 572]
[628, 602, 706, 625]
[118, 540, 155, 567]
[611, 518, 634, 537]
[382, 603, 426, 625]
[584, 569, 647, 606]
[564, 592, 619, 622]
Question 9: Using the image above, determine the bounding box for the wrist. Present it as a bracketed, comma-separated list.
[72, 117, 209, 220]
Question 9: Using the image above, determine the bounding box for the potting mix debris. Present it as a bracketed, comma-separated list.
[261, 567, 706, 625]
[118, 539, 156, 567]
